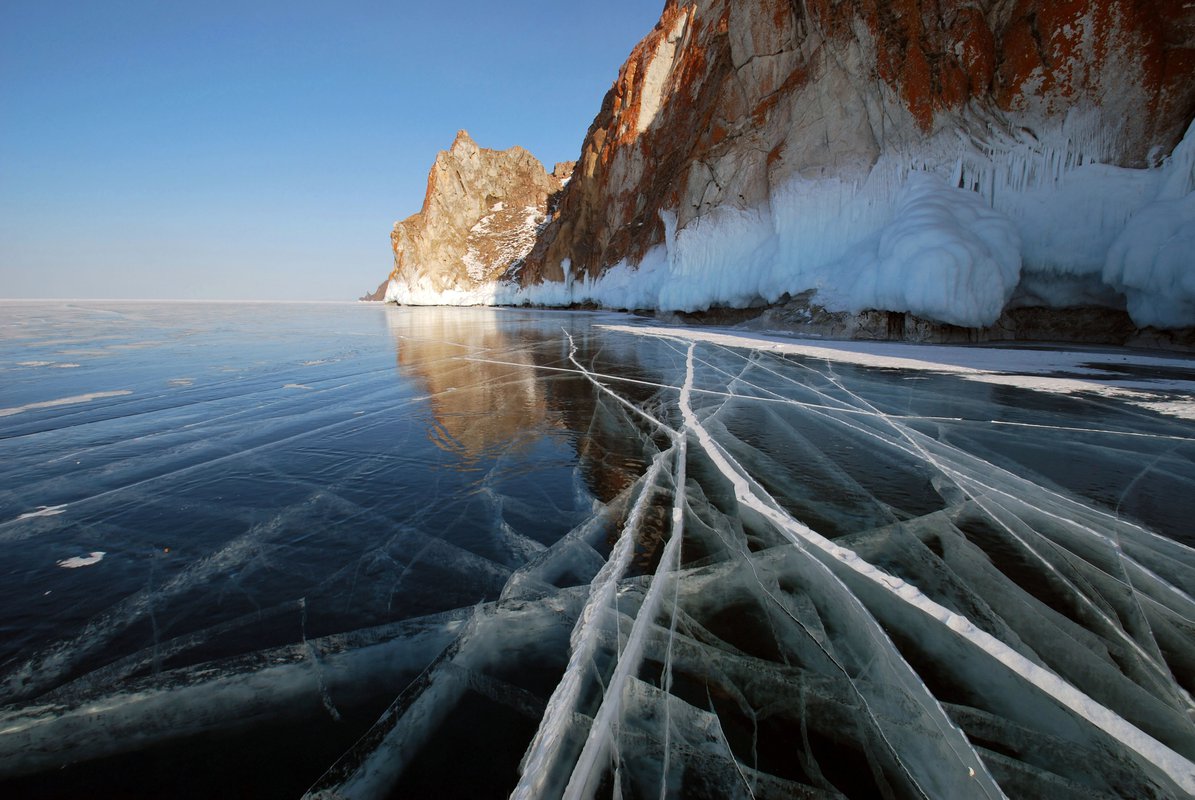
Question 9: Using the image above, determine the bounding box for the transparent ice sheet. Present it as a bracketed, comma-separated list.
[1, 303, 1193, 798]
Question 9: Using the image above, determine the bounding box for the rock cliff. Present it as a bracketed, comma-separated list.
[359, 279, 389, 302]
[385, 131, 572, 304]
[386, 0, 1195, 331]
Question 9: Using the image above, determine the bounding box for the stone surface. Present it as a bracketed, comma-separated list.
[388, 131, 570, 294]
[359, 279, 389, 302]
[520, 0, 1195, 286]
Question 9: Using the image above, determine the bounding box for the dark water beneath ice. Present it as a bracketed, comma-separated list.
[1, 302, 1193, 799]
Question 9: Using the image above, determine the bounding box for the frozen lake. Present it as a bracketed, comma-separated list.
[2, 301, 1194, 798]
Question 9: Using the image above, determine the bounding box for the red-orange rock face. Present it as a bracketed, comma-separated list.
[520, 0, 1195, 286]
[995, 0, 1191, 129]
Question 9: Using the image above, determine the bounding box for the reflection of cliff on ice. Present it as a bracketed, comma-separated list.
[386, 307, 549, 460]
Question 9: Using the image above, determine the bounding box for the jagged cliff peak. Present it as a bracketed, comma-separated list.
[552, 161, 575, 182]
[386, 133, 569, 302]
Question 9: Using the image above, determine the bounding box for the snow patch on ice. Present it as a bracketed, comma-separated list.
[0, 390, 133, 417]
[57, 552, 105, 569]
[16, 505, 67, 521]
[1133, 399, 1195, 421]
[601, 323, 1195, 405]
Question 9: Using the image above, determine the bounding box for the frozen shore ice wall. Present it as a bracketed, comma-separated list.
[387, 119, 1195, 328]
[386, 0, 1195, 330]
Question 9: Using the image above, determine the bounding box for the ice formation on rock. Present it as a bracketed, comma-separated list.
[384, 0, 1195, 330]
[389, 120, 1195, 331]
[1105, 121, 1195, 328]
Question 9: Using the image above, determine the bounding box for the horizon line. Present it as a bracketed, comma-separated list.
[0, 297, 376, 304]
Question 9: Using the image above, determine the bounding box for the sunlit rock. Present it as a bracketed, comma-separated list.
[516, 0, 1195, 328]
[385, 131, 573, 304]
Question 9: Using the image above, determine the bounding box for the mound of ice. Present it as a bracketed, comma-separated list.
[1104, 121, 1195, 328]
[1104, 194, 1195, 328]
[836, 172, 1021, 327]
[385, 274, 498, 306]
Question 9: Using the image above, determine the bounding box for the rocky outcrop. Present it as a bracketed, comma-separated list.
[523, 0, 1194, 283]
[385, 0, 1195, 331]
[359, 279, 389, 302]
[385, 131, 572, 303]
[510, 0, 1195, 328]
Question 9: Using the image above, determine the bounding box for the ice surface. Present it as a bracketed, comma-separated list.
[2, 304, 1195, 798]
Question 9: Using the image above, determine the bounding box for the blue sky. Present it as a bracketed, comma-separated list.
[0, 1, 663, 300]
